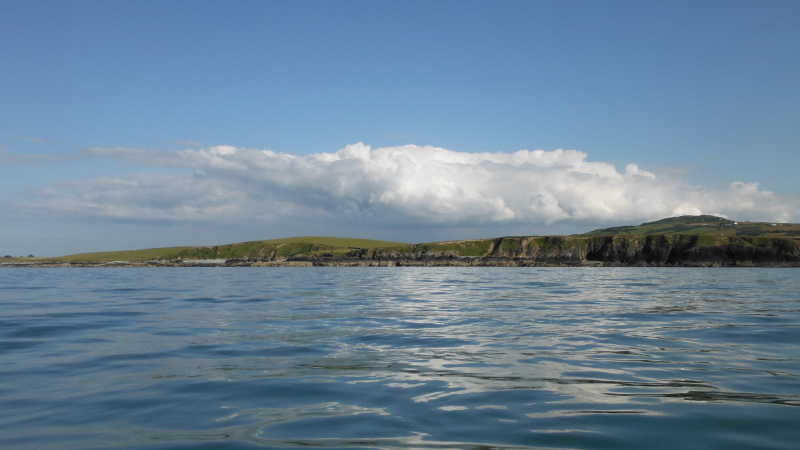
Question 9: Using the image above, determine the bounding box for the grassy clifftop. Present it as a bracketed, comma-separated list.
[53, 237, 407, 262]
[13, 215, 799, 266]
[584, 215, 800, 238]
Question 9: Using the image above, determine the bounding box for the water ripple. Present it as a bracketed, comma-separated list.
[0, 267, 799, 449]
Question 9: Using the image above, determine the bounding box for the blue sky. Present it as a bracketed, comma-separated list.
[1, 1, 799, 256]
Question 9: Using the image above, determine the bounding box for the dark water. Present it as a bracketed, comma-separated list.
[1, 268, 799, 450]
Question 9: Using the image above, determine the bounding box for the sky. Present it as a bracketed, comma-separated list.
[1, 0, 799, 256]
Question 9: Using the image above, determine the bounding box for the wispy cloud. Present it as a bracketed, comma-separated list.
[0, 150, 61, 164]
[13, 135, 46, 144]
[34, 143, 795, 230]
[168, 139, 203, 148]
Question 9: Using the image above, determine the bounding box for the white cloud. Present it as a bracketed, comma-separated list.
[12, 135, 46, 144]
[0, 149, 61, 163]
[32, 143, 798, 229]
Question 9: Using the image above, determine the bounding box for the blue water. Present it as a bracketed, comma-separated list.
[1, 268, 798, 449]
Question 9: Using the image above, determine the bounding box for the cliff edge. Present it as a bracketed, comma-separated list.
[5, 216, 799, 267]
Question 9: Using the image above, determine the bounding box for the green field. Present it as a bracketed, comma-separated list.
[583, 215, 800, 239]
[245, 236, 407, 249]
[50, 237, 409, 262]
[52, 247, 196, 262]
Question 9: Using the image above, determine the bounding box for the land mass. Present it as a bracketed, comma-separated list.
[3, 215, 800, 267]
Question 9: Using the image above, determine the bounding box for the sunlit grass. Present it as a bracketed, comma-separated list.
[26, 216, 800, 263]
[53, 237, 409, 262]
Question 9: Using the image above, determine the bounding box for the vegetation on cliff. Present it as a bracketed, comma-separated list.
[5, 216, 799, 266]
[584, 214, 799, 238]
[43, 237, 406, 263]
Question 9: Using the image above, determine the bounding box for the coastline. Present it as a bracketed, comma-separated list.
[6, 217, 800, 268]
[4, 256, 799, 268]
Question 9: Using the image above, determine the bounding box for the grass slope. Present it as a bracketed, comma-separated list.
[249, 236, 407, 249]
[54, 247, 197, 262]
[17, 215, 799, 263]
[583, 215, 800, 239]
[53, 237, 408, 262]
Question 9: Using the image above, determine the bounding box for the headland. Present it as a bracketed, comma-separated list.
[4, 215, 800, 267]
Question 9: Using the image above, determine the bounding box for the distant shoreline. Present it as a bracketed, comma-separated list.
[5, 216, 799, 268]
[3, 257, 799, 268]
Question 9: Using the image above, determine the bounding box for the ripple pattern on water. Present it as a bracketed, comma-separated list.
[0, 267, 799, 449]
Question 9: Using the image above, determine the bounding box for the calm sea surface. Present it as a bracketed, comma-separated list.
[1, 268, 798, 449]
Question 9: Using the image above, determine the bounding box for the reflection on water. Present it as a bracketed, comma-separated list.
[0, 268, 799, 449]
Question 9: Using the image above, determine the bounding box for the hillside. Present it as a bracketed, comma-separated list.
[4, 215, 799, 267]
[50, 237, 408, 262]
[584, 215, 800, 238]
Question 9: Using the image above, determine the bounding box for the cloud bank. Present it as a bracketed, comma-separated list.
[30, 143, 797, 231]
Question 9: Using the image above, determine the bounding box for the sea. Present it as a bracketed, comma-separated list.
[1, 267, 798, 450]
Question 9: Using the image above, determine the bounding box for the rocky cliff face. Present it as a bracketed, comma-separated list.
[7, 234, 799, 268]
[582, 235, 800, 266]
[335, 235, 800, 267]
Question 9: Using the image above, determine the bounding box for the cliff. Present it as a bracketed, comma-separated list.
[275, 234, 800, 267]
[5, 216, 800, 267]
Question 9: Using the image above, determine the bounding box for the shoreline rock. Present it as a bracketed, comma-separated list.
[5, 233, 799, 268]
[4, 255, 799, 268]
